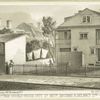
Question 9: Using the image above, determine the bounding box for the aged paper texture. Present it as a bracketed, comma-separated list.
[0, 1, 99, 100]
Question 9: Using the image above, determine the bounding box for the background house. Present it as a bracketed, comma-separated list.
[0, 33, 26, 74]
[56, 8, 100, 67]
[16, 22, 53, 61]
[16, 22, 46, 42]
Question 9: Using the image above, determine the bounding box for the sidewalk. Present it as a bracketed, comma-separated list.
[0, 75, 100, 89]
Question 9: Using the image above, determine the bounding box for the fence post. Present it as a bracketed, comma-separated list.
[12, 66, 13, 75]
[49, 64, 51, 75]
[23, 64, 24, 75]
[36, 64, 37, 74]
[85, 64, 87, 76]
[42, 64, 43, 75]
[66, 63, 68, 76]
[49, 60, 53, 75]
[94, 63, 95, 74]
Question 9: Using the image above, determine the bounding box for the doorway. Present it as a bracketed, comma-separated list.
[0, 55, 5, 74]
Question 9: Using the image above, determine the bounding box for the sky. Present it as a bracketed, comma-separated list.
[0, 2, 100, 26]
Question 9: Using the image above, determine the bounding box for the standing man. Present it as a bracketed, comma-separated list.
[9, 60, 14, 75]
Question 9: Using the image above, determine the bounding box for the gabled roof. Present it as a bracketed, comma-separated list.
[64, 8, 100, 20]
[57, 8, 100, 29]
[87, 8, 100, 15]
[0, 33, 25, 43]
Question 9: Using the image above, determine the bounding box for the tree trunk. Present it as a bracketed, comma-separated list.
[48, 38, 55, 63]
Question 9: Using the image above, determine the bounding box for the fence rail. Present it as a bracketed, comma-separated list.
[11, 64, 100, 77]
[13, 64, 57, 75]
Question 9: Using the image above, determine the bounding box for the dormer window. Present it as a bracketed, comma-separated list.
[82, 16, 91, 23]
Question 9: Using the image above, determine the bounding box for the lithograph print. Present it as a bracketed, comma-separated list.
[0, 1, 99, 99]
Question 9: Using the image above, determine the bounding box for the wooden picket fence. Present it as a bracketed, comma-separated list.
[11, 63, 100, 77]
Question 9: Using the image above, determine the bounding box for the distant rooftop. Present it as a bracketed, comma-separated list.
[0, 33, 25, 43]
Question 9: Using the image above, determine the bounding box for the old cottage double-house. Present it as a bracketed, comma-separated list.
[0, 33, 26, 74]
[56, 8, 100, 67]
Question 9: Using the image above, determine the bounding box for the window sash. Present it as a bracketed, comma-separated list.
[87, 16, 90, 23]
[64, 32, 67, 39]
[80, 33, 88, 39]
[90, 47, 95, 55]
[83, 16, 86, 23]
[96, 30, 100, 40]
[64, 30, 71, 40]
[84, 34, 88, 39]
[82, 16, 91, 23]
[80, 34, 84, 39]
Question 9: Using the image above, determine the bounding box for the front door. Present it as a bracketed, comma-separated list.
[98, 48, 100, 61]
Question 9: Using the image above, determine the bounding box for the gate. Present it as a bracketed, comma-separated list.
[56, 51, 82, 71]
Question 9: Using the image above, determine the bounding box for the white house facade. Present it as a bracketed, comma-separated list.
[0, 33, 26, 73]
[56, 8, 100, 66]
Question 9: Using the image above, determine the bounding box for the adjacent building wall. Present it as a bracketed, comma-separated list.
[55, 31, 71, 64]
[57, 9, 100, 65]
[5, 35, 26, 64]
[0, 42, 5, 73]
[71, 27, 97, 65]
[56, 27, 98, 66]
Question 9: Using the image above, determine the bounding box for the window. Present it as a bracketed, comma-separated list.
[82, 16, 91, 23]
[83, 16, 86, 23]
[64, 30, 71, 40]
[87, 16, 91, 23]
[64, 32, 67, 39]
[90, 47, 95, 55]
[96, 29, 100, 44]
[84, 33, 88, 39]
[80, 34, 84, 39]
[96, 29, 100, 40]
[80, 32, 88, 39]
[60, 48, 71, 52]
[56, 32, 63, 40]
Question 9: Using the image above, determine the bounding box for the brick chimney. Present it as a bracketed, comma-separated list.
[6, 20, 12, 29]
